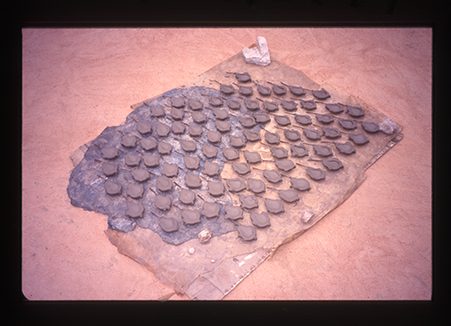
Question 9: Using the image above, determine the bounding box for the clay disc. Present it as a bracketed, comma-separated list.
[213, 109, 229, 120]
[215, 120, 232, 133]
[250, 212, 271, 228]
[244, 98, 259, 111]
[202, 161, 220, 177]
[131, 168, 150, 182]
[224, 205, 243, 220]
[257, 85, 272, 96]
[278, 189, 300, 203]
[274, 115, 291, 126]
[243, 130, 261, 142]
[207, 130, 222, 143]
[253, 112, 271, 124]
[192, 111, 207, 124]
[306, 167, 326, 181]
[136, 121, 152, 135]
[315, 113, 334, 124]
[243, 150, 262, 164]
[262, 101, 278, 112]
[325, 103, 344, 114]
[237, 225, 257, 241]
[187, 99, 203, 111]
[124, 153, 142, 167]
[334, 141, 356, 155]
[202, 144, 218, 158]
[125, 201, 144, 218]
[290, 178, 311, 191]
[170, 97, 185, 108]
[156, 176, 172, 192]
[170, 108, 185, 120]
[159, 217, 179, 233]
[290, 144, 309, 158]
[272, 84, 286, 95]
[275, 159, 296, 172]
[171, 121, 186, 134]
[121, 135, 138, 148]
[105, 180, 122, 196]
[181, 210, 201, 225]
[284, 129, 301, 141]
[229, 135, 246, 148]
[142, 153, 159, 167]
[313, 145, 333, 157]
[239, 116, 257, 128]
[238, 85, 253, 96]
[303, 128, 321, 140]
[239, 195, 259, 210]
[180, 139, 197, 152]
[222, 148, 240, 161]
[312, 88, 330, 100]
[157, 141, 172, 155]
[294, 114, 312, 125]
[234, 72, 251, 83]
[265, 131, 280, 145]
[102, 161, 118, 176]
[322, 158, 344, 171]
[201, 202, 220, 218]
[183, 155, 200, 170]
[347, 105, 365, 118]
[188, 125, 203, 137]
[101, 146, 119, 160]
[232, 162, 251, 175]
[207, 181, 225, 197]
[270, 146, 288, 159]
[225, 98, 241, 110]
[141, 138, 157, 151]
[161, 163, 178, 178]
[349, 133, 369, 145]
[149, 105, 165, 117]
[126, 183, 144, 199]
[226, 179, 247, 193]
[323, 127, 341, 139]
[156, 123, 171, 137]
[281, 100, 297, 111]
[209, 96, 223, 107]
[155, 194, 172, 210]
[339, 118, 357, 130]
[184, 173, 202, 188]
[264, 198, 285, 214]
[288, 85, 306, 96]
[300, 100, 316, 110]
[179, 189, 196, 205]
[247, 178, 266, 194]
[263, 169, 282, 183]
[361, 121, 379, 133]
[219, 84, 235, 95]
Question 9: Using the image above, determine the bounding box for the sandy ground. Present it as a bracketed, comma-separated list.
[22, 28, 431, 300]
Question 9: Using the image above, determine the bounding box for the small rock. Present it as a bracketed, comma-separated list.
[301, 210, 314, 223]
[198, 229, 212, 244]
[242, 36, 271, 66]
[378, 118, 397, 135]
[188, 248, 195, 255]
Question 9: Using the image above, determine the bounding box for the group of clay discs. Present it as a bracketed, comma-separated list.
[93, 70, 383, 242]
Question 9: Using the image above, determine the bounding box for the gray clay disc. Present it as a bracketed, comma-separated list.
[265, 131, 280, 145]
[125, 201, 144, 218]
[303, 128, 321, 140]
[140, 138, 157, 151]
[239, 195, 259, 210]
[136, 121, 152, 135]
[225, 98, 240, 110]
[313, 145, 333, 157]
[188, 125, 203, 137]
[156, 176, 172, 192]
[270, 146, 288, 159]
[161, 163, 178, 178]
[121, 135, 138, 148]
[124, 153, 141, 167]
[222, 148, 240, 161]
[214, 109, 229, 120]
[247, 178, 266, 194]
[149, 106, 165, 117]
[181, 210, 201, 225]
[180, 139, 197, 152]
[102, 161, 118, 176]
[202, 144, 218, 158]
[187, 99, 203, 111]
[126, 183, 144, 199]
[257, 85, 272, 97]
[239, 116, 257, 128]
[237, 225, 257, 241]
[306, 167, 326, 181]
[207, 130, 222, 143]
[157, 141, 172, 155]
[159, 217, 179, 233]
[274, 115, 291, 126]
[237, 85, 253, 96]
[272, 84, 286, 96]
[290, 144, 309, 158]
[229, 135, 246, 148]
[131, 168, 150, 182]
[254, 112, 271, 123]
[300, 100, 316, 110]
[226, 179, 247, 193]
[170, 96, 185, 108]
[201, 202, 220, 218]
[179, 189, 196, 205]
[278, 189, 300, 203]
[243, 150, 262, 164]
[361, 121, 379, 133]
[244, 98, 259, 110]
[234, 72, 251, 83]
[290, 178, 311, 191]
[202, 161, 220, 177]
[349, 133, 369, 145]
[224, 205, 243, 220]
[281, 100, 297, 111]
[312, 88, 330, 100]
[155, 194, 172, 210]
[265, 198, 284, 214]
[275, 159, 296, 172]
[347, 105, 365, 118]
[250, 212, 271, 228]
[263, 170, 282, 183]
[323, 127, 341, 139]
[232, 162, 251, 175]
[156, 123, 171, 137]
[215, 120, 231, 133]
[284, 129, 301, 141]
[105, 180, 122, 196]
[142, 153, 159, 167]
[101, 146, 119, 160]
[315, 113, 334, 124]
[334, 141, 356, 155]
[325, 103, 344, 114]
[192, 111, 207, 124]
[209, 96, 223, 107]
[184, 173, 202, 188]
[243, 130, 261, 142]
[207, 181, 225, 197]
[262, 101, 278, 112]
[170, 108, 184, 120]
[322, 158, 344, 171]
[183, 155, 200, 170]
[338, 118, 357, 130]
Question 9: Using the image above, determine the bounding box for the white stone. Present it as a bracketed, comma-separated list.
[379, 118, 398, 135]
[301, 210, 314, 223]
[188, 248, 195, 255]
[242, 36, 271, 66]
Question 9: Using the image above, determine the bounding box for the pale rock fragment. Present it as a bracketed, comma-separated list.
[242, 36, 271, 66]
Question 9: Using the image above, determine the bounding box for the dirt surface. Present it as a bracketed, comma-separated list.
[22, 28, 431, 300]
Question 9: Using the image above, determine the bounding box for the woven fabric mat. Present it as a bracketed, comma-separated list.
[68, 50, 402, 300]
